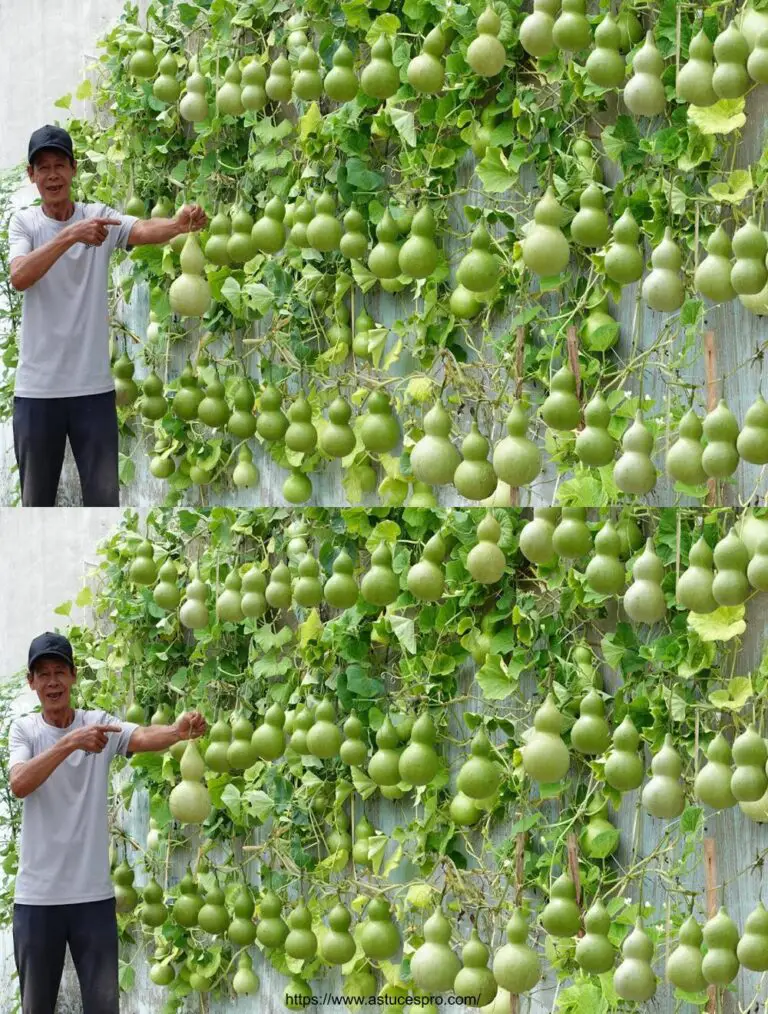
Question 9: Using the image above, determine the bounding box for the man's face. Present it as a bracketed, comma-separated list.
[28, 657, 76, 710]
[27, 149, 76, 202]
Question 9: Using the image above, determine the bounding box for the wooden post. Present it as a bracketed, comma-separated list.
[509, 326, 526, 508]
[704, 837, 718, 1014]
[703, 330, 718, 507]
[566, 325, 582, 400]
[514, 831, 525, 904]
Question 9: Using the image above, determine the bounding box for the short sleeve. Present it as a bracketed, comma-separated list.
[94, 205, 139, 253]
[95, 711, 140, 759]
[8, 212, 33, 262]
[8, 719, 32, 769]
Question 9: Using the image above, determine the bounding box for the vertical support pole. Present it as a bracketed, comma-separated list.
[566, 325, 582, 401]
[510, 326, 526, 508]
[704, 837, 718, 1014]
[703, 330, 718, 507]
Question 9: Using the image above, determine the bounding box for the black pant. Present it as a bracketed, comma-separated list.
[13, 897, 119, 1014]
[12, 391, 119, 506]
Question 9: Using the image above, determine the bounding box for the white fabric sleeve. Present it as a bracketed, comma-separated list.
[96, 711, 140, 759]
[8, 719, 32, 769]
[97, 204, 140, 252]
[8, 213, 33, 261]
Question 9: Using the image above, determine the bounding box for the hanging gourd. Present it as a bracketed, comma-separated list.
[368, 211, 401, 280]
[153, 53, 181, 103]
[604, 715, 644, 791]
[293, 46, 323, 101]
[702, 907, 740, 985]
[407, 534, 446, 602]
[676, 537, 717, 613]
[519, 0, 559, 59]
[169, 234, 210, 317]
[285, 902, 318, 961]
[667, 916, 707, 992]
[204, 212, 231, 266]
[129, 33, 157, 78]
[265, 561, 292, 609]
[540, 873, 581, 938]
[519, 508, 559, 565]
[467, 7, 507, 75]
[736, 902, 768, 971]
[179, 566, 210, 629]
[748, 29, 768, 82]
[457, 224, 500, 292]
[491, 909, 541, 995]
[712, 529, 750, 606]
[641, 228, 685, 312]
[227, 207, 257, 264]
[293, 554, 324, 609]
[180, 58, 209, 121]
[257, 891, 289, 949]
[361, 543, 399, 606]
[492, 402, 541, 487]
[216, 570, 243, 622]
[457, 729, 501, 799]
[410, 402, 460, 485]
[737, 395, 768, 464]
[398, 713, 440, 785]
[581, 292, 619, 350]
[575, 900, 616, 974]
[585, 13, 626, 89]
[410, 909, 461, 991]
[307, 191, 342, 253]
[197, 372, 230, 430]
[360, 391, 401, 453]
[575, 393, 617, 466]
[748, 537, 768, 591]
[552, 0, 590, 52]
[702, 400, 740, 478]
[677, 29, 718, 105]
[454, 930, 498, 1007]
[694, 225, 736, 302]
[361, 36, 399, 100]
[306, 698, 343, 759]
[265, 54, 292, 102]
[731, 219, 768, 295]
[604, 209, 644, 284]
[340, 208, 369, 261]
[713, 23, 750, 99]
[570, 690, 610, 754]
[579, 795, 618, 858]
[252, 196, 286, 254]
[694, 733, 736, 809]
[614, 920, 657, 1002]
[399, 207, 439, 279]
[585, 520, 626, 596]
[341, 715, 368, 767]
[614, 412, 657, 495]
[641, 734, 685, 819]
[551, 508, 592, 559]
[731, 726, 768, 802]
[522, 188, 570, 277]
[666, 409, 708, 488]
[570, 184, 610, 248]
[407, 26, 446, 93]
[320, 904, 356, 966]
[324, 550, 359, 609]
[325, 42, 359, 102]
[623, 539, 666, 625]
[285, 396, 317, 454]
[216, 62, 244, 115]
[541, 365, 581, 431]
[623, 32, 666, 116]
[288, 198, 314, 248]
[241, 59, 267, 110]
[318, 397, 355, 459]
[454, 423, 497, 500]
[521, 694, 570, 783]
[257, 384, 289, 442]
[228, 380, 257, 439]
[360, 898, 401, 960]
[467, 512, 506, 584]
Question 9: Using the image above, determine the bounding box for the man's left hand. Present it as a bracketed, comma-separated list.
[174, 711, 207, 740]
[174, 204, 208, 233]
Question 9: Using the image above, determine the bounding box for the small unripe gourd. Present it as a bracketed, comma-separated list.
[216, 570, 243, 623]
[492, 909, 540, 994]
[713, 24, 750, 99]
[731, 219, 768, 295]
[519, 508, 559, 565]
[571, 690, 610, 754]
[454, 423, 497, 500]
[712, 529, 750, 606]
[361, 543, 399, 606]
[586, 13, 625, 89]
[541, 365, 580, 431]
[677, 537, 717, 613]
[737, 394, 768, 464]
[399, 206, 439, 279]
[180, 61, 209, 121]
[667, 916, 707, 992]
[241, 59, 267, 110]
[694, 732, 736, 809]
[252, 196, 286, 254]
[604, 715, 644, 791]
[361, 36, 399, 100]
[641, 734, 685, 819]
[360, 391, 401, 454]
[410, 909, 461, 991]
[265, 561, 292, 610]
[614, 412, 657, 495]
[399, 713, 440, 785]
[407, 533, 446, 602]
[407, 26, 446, 94]
[695, 226, 736, 302]
[197, 883, 228, 935]
[521, 694, 570, 783]
[324, 550, 359, 609]
[641, 228, 685, 312]
[411, 401, 460, 485]
[169, 739, 211, 824]
[360, 898, 401, 960]
[227, 715, 258, 770]
[179, 566, 209, 629]
[265, 54, 293, 102]
[666, 409, 707, 486]
[702, 907, 740, 985]
[457, 728, 501, 799]
[748, 537, 768, 591]
[702, 399, 740, 479]
[623, 538, 666, 625]
[457, 225, 500, 292]
[455, 930, 498, 1007]
[285, 902, 318, 960]
[492, 402, 540, 486]
[522, 187, 570, 277]
[519, 0, 559, 60]
[340, 713, 368, 768]
[256, 384, 288, 442]
[731, 725, 768, 802]
[736, 901, 768, 970]
[585, 520, 625, 596]
[748, 29, 768, 83]
[614, 920, 656, 1002]
[468, 7, 507, 76]
[552, 507, 592, 559]
[153, 53, 181, 104]
[624, 32, 666, 117]
[677, 29, 718, 106]
[541, 872, 581, 938]
[604, 209, 644, 285]
[368, 717, 401, 787]
[140, 876, 168, 928]
[552, 0, 590, 52]
[467, 512, 506, 584]
[321, 904, 356, 965]
[129, 33, 157, 79]
[251, 704, 285, 761]
[575, 900, 616, 974]
[575, 393, 617, 466]
[570, 184, 610, 248]
[257, 891, 289, 948]
[293, 45, 323, 101]
[293, 553, 324, 609]
[325, 42, 358, 102]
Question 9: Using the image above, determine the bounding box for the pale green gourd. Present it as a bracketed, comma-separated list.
[251, 703, 286, 761]
[552, 0, 590, 52]
[641, 734, 685, 819]
[306, 698, 343, 759]
[641, 227, 685, 312]
[748, 30, 768, 83]
[492, 402, 541, 486]
[467, 512, 506, 584]
[737, 395, 768, 464]
[604, 715, 644, 791]
[678, 29, 718, 105]
[468, 7, 507, 75]
[540, 873, 581, 938]
[614, 412, 657, 495]
[623, 32, 666, 116]
[614, 920, 656, 1002]
[307, 190, 342, 253]
[586, 13, 625, 88]
[541, 365, 580, 431]
[153, 53, 181, 104]
[361, 543, 399, 606]
[265, 561, 292, 609]
[694, 732, 736, 809]
[521, 694, 570, 783]
[340, 713, 368, 768]
[252, 196, 286, 254]
[411, 402, 461, 485]
[748, 537, 768, 591]
[320, 904, 357, 965]
[368, 717, 401, 787]
[457, 225, 500, 292]
[257, 384, 288, 442]
[575, 900, 616, 974]
[407, 533, 446, 602]
[585, 520, 625, 595]
[361, 36, 399, 100]
[731, 725, 768, 802]
[179, 60, 209, 121]
[360, 898, 401, 960]
[179, 566, 210, 629]
[570, 184, 610, 248]
[666, 409, 707, 485]
[265, 54, 292, 102]
[667, 916, 707, 992]
[676, 537, 717, 613]
[340, 208, 368, 261]
[241, 59, 267, 110]
[216, 62, 244, 115]
[169, 233, 210, 317]
[491, 909, 541, 994]
[702, 399, 740, 478]
[731, 218, 768, 295]
[457, 728, 501, 799]
[713, 24, 750, 99]
[570, 690, 610, 754]
[368, 211, 401, 279]
[324, 550, 359, 609]
[399, 206, 439, 279]
[701, 907, 740, 985]
[519, 0, 559, 59]
[604, 209, 644, 284]
[454, 423, 497, 500]
[399, 713, 440, 785]
[320, 397, 356, 459]
[736, 901, 768, 970]
[519, 508, 559, 565]
[522, 187, 570, 277]
[575, 393, 617, 466]
[293, 45, 323, 101]
[712, 529, 750, 606]
[324, 42, 358, 102]
[129, 33, 157, 78]
[552, 507, 592, 559]
[455, 930, 498, 1007]
[216, 570, 243, 623]
[285, 902, 318, 960]
[410, 909, 461, 991]
[623, 538, 666, 625]
[407, 26, 447, 94]
[360, 391, 401, 453]
[694, 226, 736, 301]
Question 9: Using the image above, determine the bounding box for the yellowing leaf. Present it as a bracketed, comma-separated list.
[76, 78, 93, 100]
[299, 608, 324, 646]
[406, 376, 435, 403]
[406, 883, 436, 908]
[708, 168, 753, 204]
[299, 101, 323, 140]
[687, 98, 746, 135]
[687, 604, 746, 642]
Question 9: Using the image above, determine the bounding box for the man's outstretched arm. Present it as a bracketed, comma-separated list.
[127, 204, 208, 247]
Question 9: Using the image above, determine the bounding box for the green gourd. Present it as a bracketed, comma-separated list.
[293, 45, 323, 101]
[125, 701, 146, 724]
[353, 814, 375, 863]
[113, 353, 139, 407]
[197, 374, 230, 429]
[153, 53, 180, 103]
[368, 211, 401, 279]
[522, 694, 570, 783]
[695, 226, 735, 301]
[586, 13, 625, 88]
[585, 520, 625, 595]
[702, 399, 740, 478]
[641, 228, 685, 312]
[666, 409, 707, 485]
[614, 412, 657, 495]
[736, 901, 768, 970]
[455, 930, 498, 1007]
[179, 566, 209, 629]
[361, 36, 399, 100]
[570, 184, 610, 248]
[285, 396, 317, 454]
[575, 393, 617, 466]
[748, 537, 768, 591]
[604, 209, 644, 285]
[677, 537, 717, 613]
[266, 562, 292, 609]
[541, 365, 580, 431]
[228, 381, 257, 440]
[748, 29, 768, 83]
[360, 898, 401, 960]
[227, 207, 257, 263]
[450, 283, 484, 319]
[252, 196, 286, 254]
[457, 728, 501, 799]
[228, 885, 257, 946]
[467, 512, 506, 584]
[257, 384, 289, 442]
[169, 739, 211, 825]
[623, 32, 666, 116]
[667, 916, 707, 992]
[712, 529, 750, 606]
[227, 715, 258, 770]
[307, 190, 342, 253]
[579, 795, 619, 858]
[129, 33, 157, 78]
[204, 717, 231, 773]
[325, 42, 358, 102]
[541, 873, 581, 938]
[614, 920, 656, 1002]
[694, 732, 736, 809]
[407, 533, 446, 602]
[203, 213, 231, 267]
[139, 372, 168, 421]
[232, 953, 259, 996]
[552, 508, 592, 559]
[285, 902, 318, 960]
[552, 0, 590, 52]
[241, 566, 267, 618]
[361, 391, 400, 453]
[113, 860, 139, 913]
[492, 909, 541, 994]
[571, 690, 610, 754]
[293, 554, 324, 608]
[738, 395, 768, 464]
[399, 206, 439, 278]
[216, 570, 243, 623]
[522, 188, 570, 277]
[677, 29, 717, 105]
[454, 423, 497, 500]
[731, 725, 768, 801]
[572, 134, 603, 183]
[265, 54, 292, 102]
[284, 978, 312, 1009]
[216, 62, 244, 115]
[411, 402, 460, 484]
[341, 713, 368, 767]
[492, 402, 541, 486]
[320, 904, 357, 965]
[340, 208, 368, 260]
[581, 292, 620, 349]
[361, 543, 399, 606]
[129, 540, 157, 585]
[368, 717, 401, 786]
[140, 877, 168, 928]
[407, 26, 446, 94]
[172, 868, 203, 927]
[411, 909, 461, 991]
[179, 59, 209, 121]
[519, 0, 559, 59]
[468, 7, 507, 75]
[575, 900, 616, 973]
[456, 225, 500, 292]
[702, 907, 740, 985]
[641, 734, 685, 818]
[241, 59, 267, 110]
[731, 218, 768, 295]
[604, 715, 644, 791]
[306, 698, 343, 759]
[399, 713, 439, 785]
[623, 539, 666, 625]
[324, 550, 359, 609]
[713, 24, 750, 99]
[450, 791, 483, 826]
[289, 706, 313, 755]
[257, 891, 289, 948]
[519, 508, 559, 565]
[288, 198, 314, 248]
[251, 703, 286, 761]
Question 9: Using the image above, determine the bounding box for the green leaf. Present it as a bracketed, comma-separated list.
[76, 79, 93, 100]
[299, 102, 323, 140]
[476, 147, 516, 193]
[220, 783, 241, 819]
[75, 586, 93, 608]
[688, 97, 746, 135]
[387, 106, 416, 147]
[687, 604, 746, 643]
[680, 805, 704, 834]
[476, 656, 515, 700]
[389, 614, 416, 654]
[242, 788, 273, 822]
[708, 168, 753, 204]
[54, 600, 73, 616]
[299, 608, 324, 646]
[54, 93, 72, 110]
[708, 675, 753, 710]
[220, 276, 241, 313]
[585, 828, 621, 859]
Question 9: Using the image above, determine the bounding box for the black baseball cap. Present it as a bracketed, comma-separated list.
[28, 125, 75, 165]
[28, 632, 74, 671]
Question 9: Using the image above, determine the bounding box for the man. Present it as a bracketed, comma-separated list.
[7, 631, 207, 1014]
[8, 124, 209, 506]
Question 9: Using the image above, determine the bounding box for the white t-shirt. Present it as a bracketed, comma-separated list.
[8, 202, 138, 399]
[8, 709, 139, 905]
